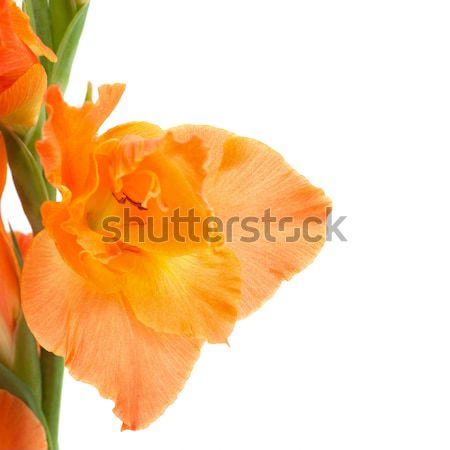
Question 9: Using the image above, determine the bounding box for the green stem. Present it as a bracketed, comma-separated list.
[40, 350, 64, 450]
[13, 314, 42, 406]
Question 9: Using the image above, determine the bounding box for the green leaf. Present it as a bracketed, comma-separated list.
[50, 3, 89, 92]
[0, 362, 54, 450]
[23, 0, 54, 75]
[0, 126, 49, 235]
[49, 0, 77, 52]
[41, 350, 64, 450]
[85, 80, 93, 102]
[13, 314, 43, 409]
[24, 108, 57, 201]
[24, 106, 45, 158]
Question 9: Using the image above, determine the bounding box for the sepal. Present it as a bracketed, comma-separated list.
[0, 126, 49, 234]
[0, 361, 53, 450]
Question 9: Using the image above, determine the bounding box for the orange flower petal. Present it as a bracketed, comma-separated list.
[100, 121, 164, 140]
[0, 0, 36, 79]
[12, 231, 33, 257]
[0, 63, 46, 129]
[8, 0, 56, 62]
[0, 390, 47, 450]
[172, 126, 331, 318]
[123, 245, 241, 344]
[21, 231, 203, 430]
[38, 84, 125, 194]
[0, 0, 15, 44]
[0, 0, 39, 95]
[170, 125, 231, 175]
[96, 131, 213, 254]
[0, 131, 6, 196]
[0, 37, 36, 93]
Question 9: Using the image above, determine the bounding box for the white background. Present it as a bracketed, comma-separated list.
[3, 0, 450, 448]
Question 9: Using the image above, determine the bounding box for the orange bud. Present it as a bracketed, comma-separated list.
[0, 0, 56, 131]
[0, 390, 47, 450]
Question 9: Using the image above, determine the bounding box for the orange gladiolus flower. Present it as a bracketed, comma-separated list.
[0, 134, 20, 368]
[0, 0, 56, 130]
[21, 84, 331, 430]
[0, 390, 47, 450]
